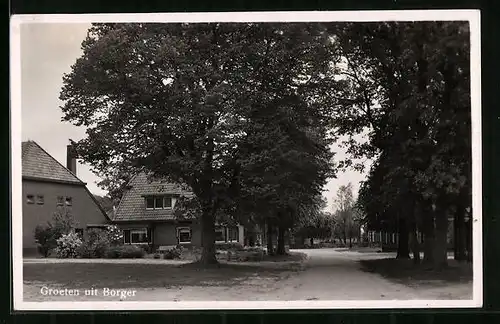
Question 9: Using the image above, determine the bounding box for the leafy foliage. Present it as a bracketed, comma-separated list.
[34, 223, 58, 257]
[55, 232, 83, 258]
[60, 22, 339, 264]
[105, 245, 145, 259]
[331, 21, 471, 267]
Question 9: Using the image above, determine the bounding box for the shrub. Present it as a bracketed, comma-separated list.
[51, 207, 77, 238]
[215, 242, 244, 251]
[55, 232, 82, 258]
[75, 243, 95, 259]
[34, 223, 57, 257]
[103, 245, 145, 259]
[105, 225, 123, 246]
[104, 246, 122, 259]
[75, 228, 110, 258]
[119, 245, 145, 258]
[163, 246, 182, 260]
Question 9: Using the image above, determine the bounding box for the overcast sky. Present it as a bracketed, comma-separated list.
[20, 22, 368, 211]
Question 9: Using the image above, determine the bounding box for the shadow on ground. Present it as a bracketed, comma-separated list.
[359, 258, 473, 288]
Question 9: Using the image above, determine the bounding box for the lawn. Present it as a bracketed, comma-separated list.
[24, 258, 305, 290]
[359, 258, 473, 289]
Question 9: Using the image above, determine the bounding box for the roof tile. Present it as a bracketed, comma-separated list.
[114, 172, 194, 222]
[22, 141, 84, 185]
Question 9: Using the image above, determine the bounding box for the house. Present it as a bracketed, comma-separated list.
[22, 141, 110, 255]
[113, 172, 244, 250]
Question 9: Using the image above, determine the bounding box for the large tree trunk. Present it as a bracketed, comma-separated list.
[422, 209, 435, 265]
[276, 224, 287, 255]
[466, 217, 473, 263]
[410, 220, 421, 264]
[200, 209, 217, 265]
[396, 216, 410, 259]
[433, 210, 449, 270]
[266, 222, 274, 256]
[454, 205, 467, 262]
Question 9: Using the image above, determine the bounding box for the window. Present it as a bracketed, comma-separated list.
[56, 196, 64, 206]
[123, 228, 150, 244]
[36, 195, 44, 205]
[163, 197, 172, 208]
[65, 197, 73, 206]
[228, 227, 239, 242]
[145, 196, 173, 210]
[131, 229, 149, 243]
[177, 227, 191, 244]
[155, 197, 163, 209]
[26, 195, 35, 204]
[146, 197, 155, 209]
[215, 227, 225, 242]
[124, 230, 131, 244]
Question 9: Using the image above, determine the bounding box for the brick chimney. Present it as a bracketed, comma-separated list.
[66, 143, 77, 175]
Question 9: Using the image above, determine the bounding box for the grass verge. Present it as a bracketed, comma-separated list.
[359, 258, 473, 288]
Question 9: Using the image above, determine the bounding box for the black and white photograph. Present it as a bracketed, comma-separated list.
[10, 11, 482, 310]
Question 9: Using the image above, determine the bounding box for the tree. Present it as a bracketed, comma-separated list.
[331, 22, 471, 269]
[291, 195, 332, 247]
[93, 195, 115, 214]
[33, 207, 77, 257]
[60, 23, 337, 265]
[332, 183, 357, 247]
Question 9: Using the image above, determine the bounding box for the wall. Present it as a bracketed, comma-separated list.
[22, 180, 109, 254]
[116, 221, 202, 248]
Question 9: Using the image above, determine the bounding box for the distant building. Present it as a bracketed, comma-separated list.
[22, 141, 110, 256]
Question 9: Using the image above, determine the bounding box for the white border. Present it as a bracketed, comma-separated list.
[10, 10, 482, 311]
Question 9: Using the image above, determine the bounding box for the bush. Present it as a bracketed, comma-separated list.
[75, 243, 95, 259]
[118, 245, 145, 258]
[105, 225, 123, 246]
[163, 246, 182, 260]
[34, 223, 57, 257]
[215, 242, 244, 251]
[104, 245, 145, 259]
[104, 246, 122, 259]
[75, 228, 110, 258]
[55, 232, 82, 258]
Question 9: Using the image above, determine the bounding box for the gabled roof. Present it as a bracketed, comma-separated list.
[22, 140, 84, 185]
[22, 140, 112, 222]
[114, 172, 193, 222]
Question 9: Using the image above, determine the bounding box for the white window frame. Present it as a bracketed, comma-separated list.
[177, 227, 191, 244]
[215, 226, 226, 243]
[145, 196, 173, 210]
[163, 196, 172, 209]
[129, 228, 149, 244]
[227, 226, 239, 243]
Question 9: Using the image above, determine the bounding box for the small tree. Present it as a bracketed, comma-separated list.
[51, 206, 77, 238]
[34, 223, 57, 257]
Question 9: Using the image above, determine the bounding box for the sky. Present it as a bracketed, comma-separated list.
[20, 22, 368, 212]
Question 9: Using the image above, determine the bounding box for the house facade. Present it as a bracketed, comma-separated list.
[22, 141, 110, 256]
[113, 172, 244, 250]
